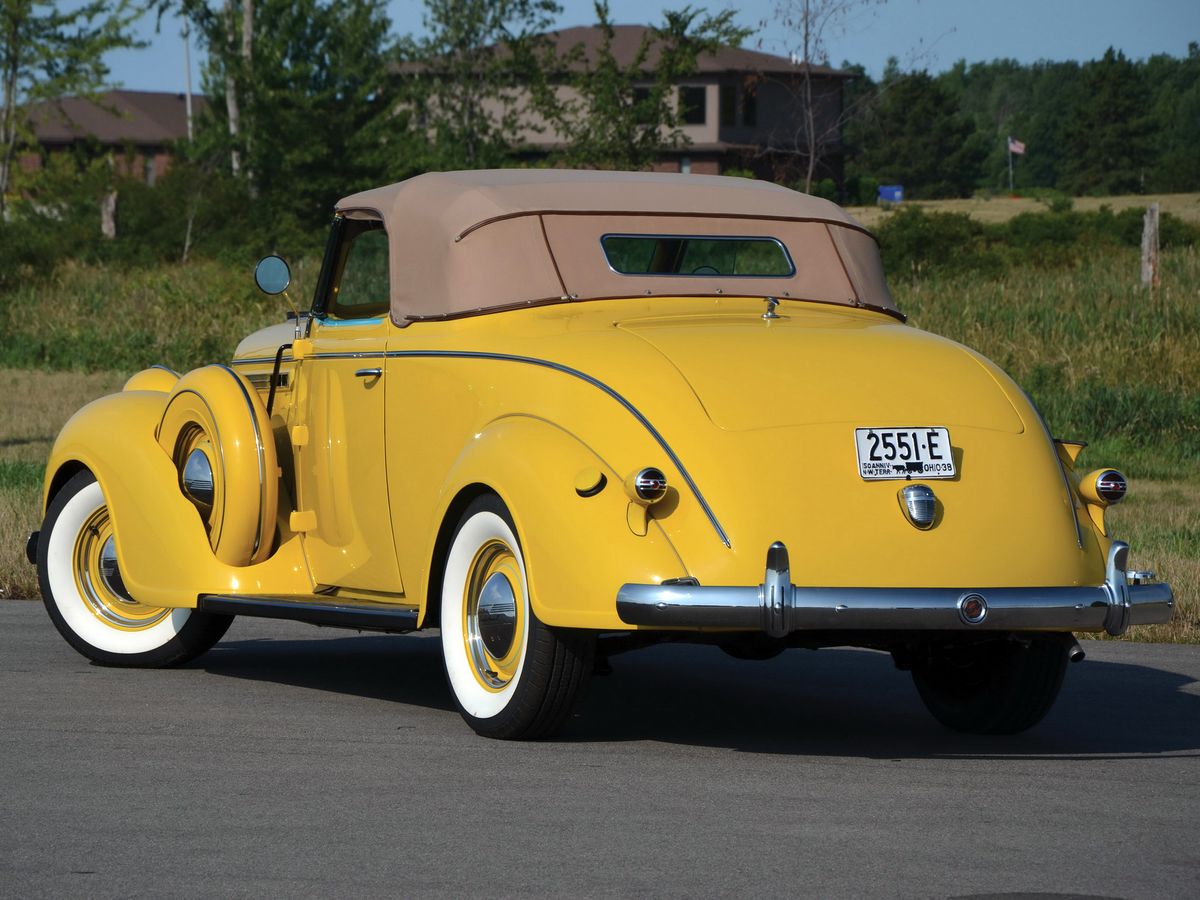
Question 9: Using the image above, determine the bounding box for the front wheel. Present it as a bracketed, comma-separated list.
[439, 495, 594, 739]
[911, 635, 1071, 734]
[38, 471, 232, 667]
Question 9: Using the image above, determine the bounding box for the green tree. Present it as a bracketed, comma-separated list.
[185, 0, 395, 239]
[0, 0, 142, 216]
[553, 2, 748, 170]
[1061, 48, 1152, 195]
[1145, 43, 1200, 192]
[852, 66, 985, 198]
[393, 0, 561, 172]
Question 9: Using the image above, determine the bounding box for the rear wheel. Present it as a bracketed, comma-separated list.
[38, 471, 232, 667]
[440, 495, 594, 739]
[911, 635, 1070, 734]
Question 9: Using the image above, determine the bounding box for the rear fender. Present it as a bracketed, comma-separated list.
[424, 416, 688, 630]
[44, 391, 312, 607]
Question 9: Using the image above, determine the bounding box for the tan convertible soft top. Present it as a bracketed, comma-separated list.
[336, 169, 897, 323]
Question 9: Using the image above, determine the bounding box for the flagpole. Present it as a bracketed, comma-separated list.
[1008, 136, 1014, 193]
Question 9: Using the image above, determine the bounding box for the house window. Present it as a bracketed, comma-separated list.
[680, 156, 692, 175]
[678, 86, 706, 125]
[144, 155, 156, 186]
[632, 86, 653, 125]
[742, 88, 757, 127]
[719, 84, 736, 127]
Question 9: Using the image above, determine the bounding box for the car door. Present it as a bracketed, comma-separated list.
[291, 213, 404, 597]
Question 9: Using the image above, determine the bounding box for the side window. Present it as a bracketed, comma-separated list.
[328, 220, 389, 319]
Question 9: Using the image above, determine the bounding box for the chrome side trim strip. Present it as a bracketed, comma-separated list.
[384, 350, 731, 548]
[231, 348, 731, 547]
[1022, 388, 1085, 550]
[617, 540, 1174, 635]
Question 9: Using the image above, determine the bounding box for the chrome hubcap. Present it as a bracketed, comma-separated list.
[477, 572, 518, 659]
[182, 448, 215, 508]
[463, 540, 525, 690]
[98, 535, 131, 601]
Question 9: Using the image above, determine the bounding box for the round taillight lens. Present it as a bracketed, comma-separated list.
[632, 467, 668, 503]
[1096, 469, 1127, 504]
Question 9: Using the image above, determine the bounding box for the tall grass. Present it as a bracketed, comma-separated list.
[0, 257, 319, 373]
[895, 247, 1200, 479]
[0, 369, 127, 599]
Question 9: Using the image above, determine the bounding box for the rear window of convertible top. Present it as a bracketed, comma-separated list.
[600, 233, 795, 277]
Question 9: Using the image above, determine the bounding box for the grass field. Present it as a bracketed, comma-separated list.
[846, 191, 1200, 229]
[1, 243, 1195, 641]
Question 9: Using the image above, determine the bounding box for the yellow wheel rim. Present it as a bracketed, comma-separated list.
[72, 507, 170, 631]
[462, 539, 526, 691]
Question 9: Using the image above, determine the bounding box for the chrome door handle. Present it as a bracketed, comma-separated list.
[354, 367, 382, 379]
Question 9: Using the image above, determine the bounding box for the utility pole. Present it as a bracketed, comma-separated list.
[183, 17, 193, 142]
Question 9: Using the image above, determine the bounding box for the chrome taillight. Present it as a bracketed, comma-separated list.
[627, 467, 668, 503]
[1080, 468, 1128, 506]
[1095, 470, 1127, 504]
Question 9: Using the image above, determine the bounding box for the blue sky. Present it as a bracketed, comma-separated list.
[109, 0, 1199, 94]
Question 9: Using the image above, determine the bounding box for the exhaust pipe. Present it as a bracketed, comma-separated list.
[1067, 636, 1086, 663]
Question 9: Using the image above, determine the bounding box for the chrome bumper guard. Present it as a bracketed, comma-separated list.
[616, 541, 1173, 638]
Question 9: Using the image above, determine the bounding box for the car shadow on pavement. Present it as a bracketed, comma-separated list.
[201, 632, 1200, 759]
[202, 631, 457, 713]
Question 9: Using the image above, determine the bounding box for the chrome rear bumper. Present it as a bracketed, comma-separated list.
[616, 541, 1173, 638]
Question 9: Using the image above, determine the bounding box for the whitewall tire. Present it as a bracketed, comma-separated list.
[38, 471, 232, 667]
[440, 495, 594, 739]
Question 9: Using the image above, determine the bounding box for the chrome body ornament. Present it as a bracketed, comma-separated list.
[899, 484, 937, 529]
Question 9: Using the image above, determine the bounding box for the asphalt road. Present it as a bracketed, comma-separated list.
[2, 600, 1198, 899]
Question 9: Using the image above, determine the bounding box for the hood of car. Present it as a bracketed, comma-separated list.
[615, 309, 1025, 434]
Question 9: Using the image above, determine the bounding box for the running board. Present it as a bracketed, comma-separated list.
[198, 595, 420, 633]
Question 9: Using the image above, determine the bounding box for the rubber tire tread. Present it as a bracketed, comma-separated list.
[911, 634, 1070, 735]
[38, 471, 234, 669]
[445, 495, 594, 740]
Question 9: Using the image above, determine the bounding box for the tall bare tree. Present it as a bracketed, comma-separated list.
[761, 0, 885, 191]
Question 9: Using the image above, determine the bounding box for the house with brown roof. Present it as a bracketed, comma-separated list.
[25, 90, 204, 184]
[524, 25, 856, 183]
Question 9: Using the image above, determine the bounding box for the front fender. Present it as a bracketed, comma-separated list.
[427, 415, 688, 629]
[44, 391, 312, 607]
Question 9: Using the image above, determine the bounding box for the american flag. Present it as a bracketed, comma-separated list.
[1008, 136, 1026, 155]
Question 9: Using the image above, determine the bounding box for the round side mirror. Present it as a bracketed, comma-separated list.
[254, 255, 292, 295]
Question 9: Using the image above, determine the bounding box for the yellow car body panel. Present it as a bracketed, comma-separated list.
[42, 295, 1112, 628]
[360, 297, 1104, 629]
[290, 317, 402, 594]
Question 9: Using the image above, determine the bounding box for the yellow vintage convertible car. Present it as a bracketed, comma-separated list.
[29, 170, 1174, 739]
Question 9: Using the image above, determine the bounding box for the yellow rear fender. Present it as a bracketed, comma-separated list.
[423, 416, 688, 630]
[44, 391, 312, 609]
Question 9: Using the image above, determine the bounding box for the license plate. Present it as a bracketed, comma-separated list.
[855, 427, 956, 480]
